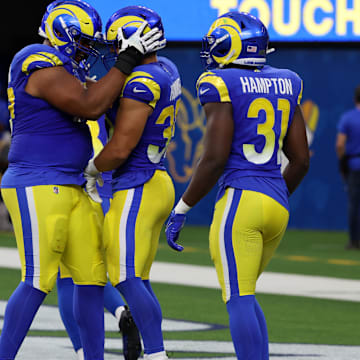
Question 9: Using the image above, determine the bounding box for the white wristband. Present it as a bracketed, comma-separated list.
[174, 198, 192, 214]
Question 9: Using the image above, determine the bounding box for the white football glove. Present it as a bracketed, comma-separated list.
[84, 158, 103, 204]
[117, 21, 164, 55]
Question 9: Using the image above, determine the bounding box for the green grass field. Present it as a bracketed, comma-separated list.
[156, 226, 360, 280]
[1, 227, 360, 352]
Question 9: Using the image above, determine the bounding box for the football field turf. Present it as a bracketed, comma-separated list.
[1, 227, 360, 359]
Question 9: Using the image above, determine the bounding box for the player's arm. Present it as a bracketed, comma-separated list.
[84, 97, 151, 203]
[25, 22, 162, 119]
[282, 104, 310, 194]
[335, 133, 346, 158]
[181, 102, 233, 206]
[165, 101, 233, 251]
[85, 75, 98, 89]
[93, 97, 152, 171]
[25, 66, 127, 120]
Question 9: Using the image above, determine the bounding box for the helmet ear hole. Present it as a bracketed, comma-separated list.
[217, 48, 228, 55]
[54, 29, 62, 37]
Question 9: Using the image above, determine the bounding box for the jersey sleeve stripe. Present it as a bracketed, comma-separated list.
[198, 74, 231, 103]
[124, 71, 154, 86]
[122, 77, 161, 108]
[22, 52, 63, 74]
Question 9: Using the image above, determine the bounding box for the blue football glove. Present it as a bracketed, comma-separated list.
[165, 210, 186, 252]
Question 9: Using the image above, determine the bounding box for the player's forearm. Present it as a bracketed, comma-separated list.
[283, 159, 309, 194]
[182, 158, 225, 207]
[94, 142, 130, 172]
[80, 69, 127, 119]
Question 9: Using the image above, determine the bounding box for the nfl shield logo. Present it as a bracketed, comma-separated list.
[53, 186, 59, 194]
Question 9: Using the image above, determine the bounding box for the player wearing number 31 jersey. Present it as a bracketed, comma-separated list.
[197, 62, 302, 210]
[165, 11, 309, 360]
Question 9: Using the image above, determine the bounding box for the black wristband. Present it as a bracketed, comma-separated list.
[113, 46, 143, 75]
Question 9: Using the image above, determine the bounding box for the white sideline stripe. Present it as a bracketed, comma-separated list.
[15, 337, 360, 360]
[0, 247, 21, 269]
[1, 247, 360, 302]
[151, 262, 360, 302]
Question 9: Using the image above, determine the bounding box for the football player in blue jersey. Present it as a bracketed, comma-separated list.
[83, 6, 181, 360]
[0, 0, 163, 359]
[38, 4, 141, 359]
[165, 12, 309, 360]
[56, 114, 141, 360]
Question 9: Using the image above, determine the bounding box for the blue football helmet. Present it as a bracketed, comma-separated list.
[39, 0, 102, 68]
[102, 5, 166, 68]
[201, 11, 270, 70]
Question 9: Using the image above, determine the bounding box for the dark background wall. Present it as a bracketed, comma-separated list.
[1, 2, 51, 92]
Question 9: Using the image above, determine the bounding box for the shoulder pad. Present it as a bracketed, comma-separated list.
[20, 45, 67, 75]
[196, 71, 230, 104]
[122, 71, 161, 108]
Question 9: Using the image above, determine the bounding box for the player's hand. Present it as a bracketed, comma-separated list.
[117, 21, 163, 55]
[84, 158, 103, 204]
[114, 21, 164, 75]
[165, 210, 186, 252]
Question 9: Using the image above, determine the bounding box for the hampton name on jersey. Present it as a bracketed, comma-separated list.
[2, 44, 92, 188]
[197, 65, 303, 210]
[111, 56, 181, 192]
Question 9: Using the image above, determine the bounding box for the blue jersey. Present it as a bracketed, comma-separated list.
[112, 56, 181, 192]
[2, 44, 93, 188]
[197, 65, 303, 209]
[337, 108, 360, 170]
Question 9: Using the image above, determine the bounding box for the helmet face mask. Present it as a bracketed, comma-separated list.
[40, 0, 103, 70]
[72, 34, 98, 67]
[200, 12, 270, 70]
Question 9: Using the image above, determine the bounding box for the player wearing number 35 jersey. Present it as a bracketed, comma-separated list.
[165, 11, 309, 360]
[84, 6, 180, 360]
